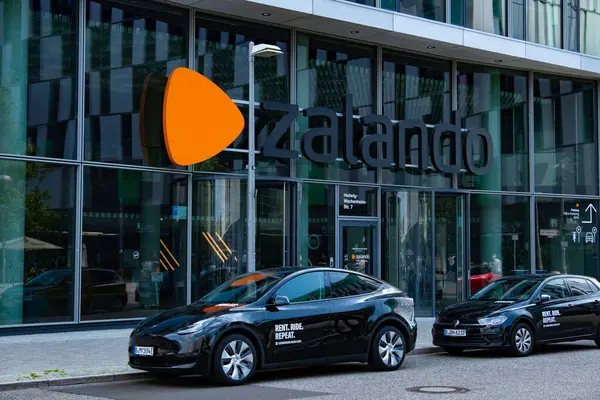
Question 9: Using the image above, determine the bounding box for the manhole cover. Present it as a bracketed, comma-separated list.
[406, 386, 470, 394]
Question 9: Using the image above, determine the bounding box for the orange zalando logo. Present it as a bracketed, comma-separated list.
[163, 68, 245, 166]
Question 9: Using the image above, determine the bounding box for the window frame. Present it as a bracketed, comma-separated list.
[565, 277, 596, 297]
[538, 277, 572, 301]
[273, 271, 328, 305]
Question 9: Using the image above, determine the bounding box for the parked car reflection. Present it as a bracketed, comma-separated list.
[0, 268, 127, 320]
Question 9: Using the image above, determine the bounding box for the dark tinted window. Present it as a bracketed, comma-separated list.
[329, 272, 381, 298]
[276, 272, 325, 303]
[541, 279, 569, 300]
[567, 278, 595, 296]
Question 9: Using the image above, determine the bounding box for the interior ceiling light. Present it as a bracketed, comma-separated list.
[261, 12, 272, 16]
[350, 29, 360, 34]
[427, 45, 435, 49]
[495, 59, 503, 63]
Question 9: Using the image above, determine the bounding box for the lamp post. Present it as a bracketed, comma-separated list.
[247, 41, 283, 272]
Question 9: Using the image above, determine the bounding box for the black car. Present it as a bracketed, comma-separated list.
[129, 267, 417, 385]
[433, 274, 600, 356]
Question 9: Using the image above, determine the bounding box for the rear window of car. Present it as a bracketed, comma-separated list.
[328, 272, 381, 298]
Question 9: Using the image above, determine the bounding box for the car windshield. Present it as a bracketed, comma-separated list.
[469, 278, 543, 302]
[26, 270, 71, 287]
[196, 271, 285, 304]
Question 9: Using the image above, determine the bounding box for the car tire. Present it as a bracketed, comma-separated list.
[595, 327, 600, 347]
[368, 326, 407, 372]
[443, 346, 464, 355]
[212, 334, 257, 386]
[509, 323, 534, 357]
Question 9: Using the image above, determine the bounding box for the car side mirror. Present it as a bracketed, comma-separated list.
[267, 295, 290, 307]
[539, 294, 551, 304]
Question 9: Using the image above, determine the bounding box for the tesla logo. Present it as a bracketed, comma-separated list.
[454, 320, 460, 327]
[162, 68, 245, 166]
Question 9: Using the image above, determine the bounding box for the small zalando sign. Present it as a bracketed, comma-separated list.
[259, 94, 493, 176]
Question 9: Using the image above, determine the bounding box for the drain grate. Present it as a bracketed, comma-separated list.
[406, 386, 470, 394]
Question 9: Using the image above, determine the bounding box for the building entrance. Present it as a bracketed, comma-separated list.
[338, 220, 378, 277]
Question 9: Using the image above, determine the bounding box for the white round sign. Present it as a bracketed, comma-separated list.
[133, 251, 140, 260]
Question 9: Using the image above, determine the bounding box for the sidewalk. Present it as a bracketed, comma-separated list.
[0, 318, 435, 385]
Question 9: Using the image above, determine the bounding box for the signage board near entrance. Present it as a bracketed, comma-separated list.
[338, 186, 376, 217]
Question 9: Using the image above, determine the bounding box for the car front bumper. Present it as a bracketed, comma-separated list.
[432, 323, 510, 349]
[128, 332, 213, 375]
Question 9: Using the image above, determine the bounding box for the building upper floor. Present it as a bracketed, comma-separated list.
[176, 0, 600, 79]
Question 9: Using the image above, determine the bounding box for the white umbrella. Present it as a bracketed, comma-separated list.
[0, 236, 63, 250]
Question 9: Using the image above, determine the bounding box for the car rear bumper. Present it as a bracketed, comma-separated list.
[431, 323, 509, 349]
[128, 333, 212, 375]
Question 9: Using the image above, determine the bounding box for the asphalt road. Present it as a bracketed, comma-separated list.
[2, 341, 599, 400]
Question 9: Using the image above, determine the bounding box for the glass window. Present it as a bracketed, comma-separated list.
[451, 0, 506, 35]
[382, 190, 433, 317]
[534, 76, 597, 195]
[196, 16, 289, 103]
[296, 34, 376, 183]
[85, 0, 188, 168]
[536, 198, 599, 279]
[527, 0, 562, 48]
[470, 195, 530, 295]
[297, 184, 336, 268]
[581, 0, 600, 56]
[192, 178, 246, 301]
[511, 0, 526, 40]
[198, 272, 284, 304]
[458, 65, 528, 191]
[329, 272, 381, 298]
[256, 181, 290, 269]
[82, 167, 187, 320]
[470, 278, 543, 300]
[0, 161, 76, 326]
[383, 0, 445, 22]
[381, 52, 452, 188]
[567, 278, 594, 296]
[348, 0, 376, 5]
[276, 272, 326, 303]
[0, 1, 77, 159]
[566, 0, 580, 51]
[541, 278, 569, 300]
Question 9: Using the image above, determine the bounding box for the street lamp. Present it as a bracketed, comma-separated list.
[247, 41, 283, 273]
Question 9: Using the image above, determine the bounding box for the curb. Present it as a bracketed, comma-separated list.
[0, 372, 150, 392]
[0, 347, 443, 392]
[411, 346, 444, 356]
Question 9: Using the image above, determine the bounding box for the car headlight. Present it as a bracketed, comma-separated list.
[176, 317, 218, 335]
[478, 316, 508, 326]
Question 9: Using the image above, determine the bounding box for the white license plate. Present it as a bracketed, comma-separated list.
[133, 346, 154, 356]
[443, 329, 467, 337]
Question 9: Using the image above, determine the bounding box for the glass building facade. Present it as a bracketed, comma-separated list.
[0, 0, 599, 328]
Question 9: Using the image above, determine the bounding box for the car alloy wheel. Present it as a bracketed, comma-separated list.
[369, 326, 406, 371]
[213, 334, 256, 385]
[510, 323, 534, 356]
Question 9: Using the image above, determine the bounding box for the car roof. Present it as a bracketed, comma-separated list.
[263, 266, 383, 282]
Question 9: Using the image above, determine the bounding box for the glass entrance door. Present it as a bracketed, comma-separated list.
[338, 221, 378, 276]
[434, 194, 465, 312]
[255, 181, 291, 269]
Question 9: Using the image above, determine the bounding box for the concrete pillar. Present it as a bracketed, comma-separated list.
[0, 0, 29, 325]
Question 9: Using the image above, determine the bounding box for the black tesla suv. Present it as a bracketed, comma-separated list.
[129, 267, 417, 385]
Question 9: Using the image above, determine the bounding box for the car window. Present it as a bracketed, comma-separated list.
[540, 279, 569, 300]
[276, 272, 325, 303]
[329, 272, 381, 298]
[567, 278, 595, 296]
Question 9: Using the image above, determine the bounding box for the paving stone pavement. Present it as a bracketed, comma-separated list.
[0, 318, 434, 384]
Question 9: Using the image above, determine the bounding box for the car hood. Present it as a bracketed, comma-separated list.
[439, 300, 525, 321]
[132, 302, 247, 335]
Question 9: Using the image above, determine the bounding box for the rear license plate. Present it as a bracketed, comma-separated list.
[443, 329, 467, 337]
[133, 346, 154, 356]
